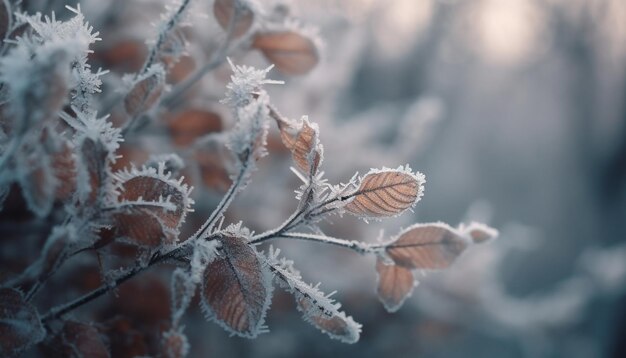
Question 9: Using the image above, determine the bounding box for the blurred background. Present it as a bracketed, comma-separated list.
[4, 0, 626, 357]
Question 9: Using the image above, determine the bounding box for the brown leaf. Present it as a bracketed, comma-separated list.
[52, 140, 77, 200]
[0, 0, 10, 41]
[124, 71, 164, 117]
[253, 31, 319, 75]
[462, 222, 498, 244]
[0, 288, 46, 356]
[296, 296, 360, 344]
[77, 137, 107, 206]
[111, 210, 171, 247]
[213, 0, 254, 38]
[386, 223, 471, 270]
[201, 234, 272, 338]
[167, 109, 222, 147]
[344, 168, 424, 218]
[277, 116, 322, 176]
[160, 328, 189, 358]
[43, 321, 109, 358]
[375, 257, 415, 312]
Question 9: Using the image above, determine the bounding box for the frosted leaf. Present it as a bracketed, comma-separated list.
[124, 64, 165, 117]
[76, 136, 107, 206]
[214, 0, 254, 38]
[342, 166, 425, 219]
[171, 268, 196, 325]
[263, 247, 361, 343]
[253, 31, 319, 75]
[0, 288, 46, 356]
[109, 164, 194, 247]
[192, 134, 233, 192]
[200, 233, 273, 338]
[161, 327, 189, 358]
[16, 144, 57, 217]
[221, 59, 283, 109]
[277, 115, 323, 177]
[460, 221, 499, 244]
[44, 320, 109, 358]
[51, 140, 77, 201]
[146, 153, 185, 176]
[386, 223, 471, 269]
[0, 0, 10, 41]
[376, 257, 416, 312]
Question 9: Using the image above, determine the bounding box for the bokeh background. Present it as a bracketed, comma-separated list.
[4, 0, 626, 357]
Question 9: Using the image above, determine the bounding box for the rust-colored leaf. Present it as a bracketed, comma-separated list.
[213, 0, 254, 38]
[296, 296, 359, 344]
[167, 109, 222, 147]
[201, 234, 272, 338]
[52, 140, 77, 200]
[277, 116, 322, 176]
[124, 71, 164, 117]
[77, 137, 107, 206]
[0, 288, 45, 356]
[344, 168, 424, 219]
[376, 257, 415, 312]
[160, 328, 189, 358]
[44, 321, 109, 358]
[462, 222, 498, 244]
[112, 210, 172, 247]
[253, 31, 319, 75]
[386, 223, 470, 270]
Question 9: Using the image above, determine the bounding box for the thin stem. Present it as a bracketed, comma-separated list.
[191, 160, 247, 240]
[161, 3, 241, 109]
[141, 0, 192, 75]
[254, 232, 381, 255]
[41, 245, 186, 322]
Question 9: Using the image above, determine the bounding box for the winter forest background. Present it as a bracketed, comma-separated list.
[1, 0, 626, 357]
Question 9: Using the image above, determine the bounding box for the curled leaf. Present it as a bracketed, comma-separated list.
[376, 257, 416, 312]
[263, 247, 361, 343]
[0, 288, 46, 356]
[76, 136, 107, 206]
[124, 66, 165, 117]
[201, 233, 272, 338]
[276, 115, 322, 177]
[386, 223, 471, 269]
[111, 164, 194, 247]
[461, 222, 499, 244]
[253, 31, 319, 75]
[213, 0, 254, 38]
[343, 167, 425, 219]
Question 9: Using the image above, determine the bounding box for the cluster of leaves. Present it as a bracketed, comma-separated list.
[0, 0, 497, 356]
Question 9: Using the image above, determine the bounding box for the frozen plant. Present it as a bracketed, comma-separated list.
[0, 0, 497, 356]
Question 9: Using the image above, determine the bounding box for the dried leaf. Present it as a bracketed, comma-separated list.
[111, 210, 170, 247]
[376, 257, 416, 312]
[344, 167, 424, 219]
[462, 222, 498, 244]
[253, 32, 319, 75]
[52, 140, 77, 200]
[386, 223, 471, 269]
[167, 109, 222, 147]
[201, 234, 272, 338]
[124, 70, 164, 117]
[44, 321, 109, 358]
[170, 268, 196, 324]
[0, 288, 46, 356]
[296, 296, 360, 344]
[0, 0, 10, 41]
[160, 328, 189, 358]
[277, 116, 322, 176]
[213, 0, 254, 38]
[77, 137, 107, 206]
